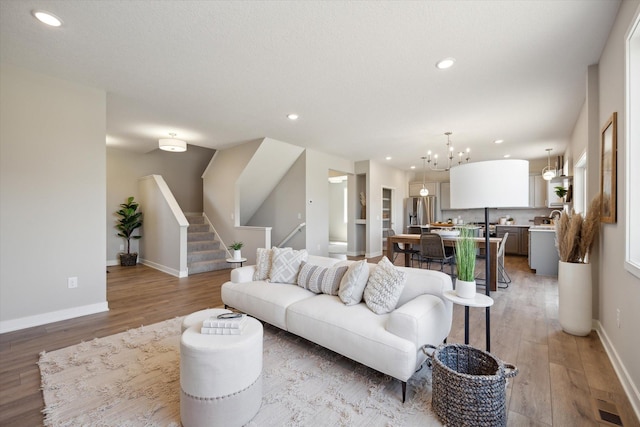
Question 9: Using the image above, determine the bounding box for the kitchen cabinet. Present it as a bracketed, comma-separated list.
[408, 181, 437, 197]
[440, 182, 450, 210]
[382, 188, 392, 247]
[529, 175, 547, 208]
[529, 229, 559, 276]
[496, 225, 529, 256]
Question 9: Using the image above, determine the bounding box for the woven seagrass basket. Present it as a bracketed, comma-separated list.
[422, 343, 518, 427]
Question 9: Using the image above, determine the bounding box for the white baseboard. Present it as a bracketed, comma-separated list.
[594, 320, 640, 421]
[139, 258, 188, 278]
[107, 259, 119, 266]
[0, 302, 109, 334]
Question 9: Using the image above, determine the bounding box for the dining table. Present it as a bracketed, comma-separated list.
[386, 233, 503, 292]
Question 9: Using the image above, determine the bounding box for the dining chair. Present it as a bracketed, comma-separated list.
[387, 229, 419, 264]
[476, 232, 511, 288]
[415, 233, 455, 276]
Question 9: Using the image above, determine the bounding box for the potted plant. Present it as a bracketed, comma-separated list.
[229, 241, 244, 260]
[115, 196, 142, 266]
[555, 186, 568, 202]
[555, 195, 601, 335]
[455, 227, 477, 298]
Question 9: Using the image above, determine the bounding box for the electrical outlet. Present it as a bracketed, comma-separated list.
[68, 277, 78, 289]
[616, 308, 621, 328]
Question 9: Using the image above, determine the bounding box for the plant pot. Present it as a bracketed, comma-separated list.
[120, 253, 138, 266]
[456, 279, 476, 299]
[558, 260, 592, 336]
[233, 250, 242, 260]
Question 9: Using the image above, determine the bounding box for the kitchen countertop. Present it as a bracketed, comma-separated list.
[495, 224, 531, 228]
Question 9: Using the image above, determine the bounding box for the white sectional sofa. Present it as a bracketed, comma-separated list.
[221, 254, 453, 401]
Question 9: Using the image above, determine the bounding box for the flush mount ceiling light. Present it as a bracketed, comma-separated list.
[419, 157, 429, 196]
[159, 133, 187, 152]
[425, 132, 470, 172]
[542, 148, 556, 180]
[435, 57, 456, 70]
[287, 113, 299, 120]
[494, 139, 504, 144]
[32, 10, 63, 27]
[503, 154, 511, 158]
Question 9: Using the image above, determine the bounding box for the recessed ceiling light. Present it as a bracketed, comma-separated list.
[410, 165, 416, 169]
[494, 139, 504, 144]
[385, 156, 392, 160]
[435, 57, 456, 70]
[287, 113, 299, 120]
[503, 154, 511, 158]
[32, 10, 63, 27]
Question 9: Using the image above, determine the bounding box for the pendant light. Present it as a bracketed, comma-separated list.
[159, 133, 187, 152]
[542, 148, 556, 181]
[419, 157, 429, 196]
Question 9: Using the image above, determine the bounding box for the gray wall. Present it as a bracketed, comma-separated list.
[247, 154, 306, 249]
[106, 145, 214, 264]
[0, 65, 107, 331]
[575, 0, 640, 409]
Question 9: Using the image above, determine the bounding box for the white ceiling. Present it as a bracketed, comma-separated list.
[0, 1, 621, 170]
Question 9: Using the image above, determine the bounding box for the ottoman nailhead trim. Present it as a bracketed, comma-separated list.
[181, 374, 261, 402]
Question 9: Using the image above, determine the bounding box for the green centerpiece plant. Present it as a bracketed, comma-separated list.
[455, 226, 477, 298]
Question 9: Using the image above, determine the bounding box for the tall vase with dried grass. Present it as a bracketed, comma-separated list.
[555, 195, 601, 336]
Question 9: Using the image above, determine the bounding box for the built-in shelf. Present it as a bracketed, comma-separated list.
[550, 175, 573, 183]
[355, 219, 366, 224]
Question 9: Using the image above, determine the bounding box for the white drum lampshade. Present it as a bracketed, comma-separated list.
[159, 133, 187, 152]
[450, 160, 529, 209]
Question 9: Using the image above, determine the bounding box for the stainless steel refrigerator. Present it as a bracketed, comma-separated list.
[406, 196, 436, 227]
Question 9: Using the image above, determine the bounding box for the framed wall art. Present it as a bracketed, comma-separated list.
[600, 112, 617, 223]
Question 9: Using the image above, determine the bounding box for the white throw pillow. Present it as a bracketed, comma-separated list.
[363, 256, 407, 314]
[297, 261, 349, 295]
[253, 247, 275, 281]
[338, 259, 370, 305]
[269, 247, 308, 284]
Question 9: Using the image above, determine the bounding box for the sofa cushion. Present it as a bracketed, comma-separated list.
[286, 294, 418, 381]
[297, 261, 348, 295]
[338, 259, 370, 305]
[253, 247, 274, 281]
[221, 281, 315, 330]
[269, 247, 308, 284]
[363, 256, 407, 314]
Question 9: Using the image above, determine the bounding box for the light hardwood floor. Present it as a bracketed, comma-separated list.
[0, 256, 638, 426]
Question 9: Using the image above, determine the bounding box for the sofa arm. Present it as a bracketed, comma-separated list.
[386, 294, 452, 349]
[230, 265, 257, 283]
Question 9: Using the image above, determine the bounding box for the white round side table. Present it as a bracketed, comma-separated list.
[443, 290, 494, 350]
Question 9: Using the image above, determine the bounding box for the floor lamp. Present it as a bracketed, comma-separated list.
[450, 159, 529, 351]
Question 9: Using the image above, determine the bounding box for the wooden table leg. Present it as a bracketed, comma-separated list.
[489, 241, 498, 292]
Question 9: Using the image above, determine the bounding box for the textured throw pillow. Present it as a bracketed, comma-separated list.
[297, 261, 349, 295]
[363, 256, 407, 314]
[269, 247, 308, 284]
[338, 260, 370, 305]
[253, 247, 275, 281]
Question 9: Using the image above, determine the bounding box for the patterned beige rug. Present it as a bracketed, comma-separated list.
[39, 317, 440, 426]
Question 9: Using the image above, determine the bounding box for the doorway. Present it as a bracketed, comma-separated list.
[328, 171, 348, 259]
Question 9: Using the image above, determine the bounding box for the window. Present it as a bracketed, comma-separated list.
[625, 10, 640, 278]
[574, 152, 587, 214]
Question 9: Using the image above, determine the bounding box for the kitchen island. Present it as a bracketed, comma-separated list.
[528, 227, 559, 276]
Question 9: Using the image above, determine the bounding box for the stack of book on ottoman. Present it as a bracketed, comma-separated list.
[200, 313, 247, 335]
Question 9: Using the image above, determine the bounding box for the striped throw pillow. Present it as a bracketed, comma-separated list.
[297, 262, 349, 295]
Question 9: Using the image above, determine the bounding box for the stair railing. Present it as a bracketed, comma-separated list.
[277, 222, 306, 248]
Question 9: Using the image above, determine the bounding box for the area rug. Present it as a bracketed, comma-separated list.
[39, 317, 440, 426]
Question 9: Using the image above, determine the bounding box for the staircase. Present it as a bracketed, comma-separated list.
[186, 214, 228, 274]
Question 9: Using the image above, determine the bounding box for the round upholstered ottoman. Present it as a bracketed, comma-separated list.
[181, 308, 232, 333]
[180, 314, 263, 427]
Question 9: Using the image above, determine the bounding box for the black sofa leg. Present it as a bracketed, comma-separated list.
[402, 381, 407, 403]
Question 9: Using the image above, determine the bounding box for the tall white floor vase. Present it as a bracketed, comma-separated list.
[558, 261, 592, 336]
